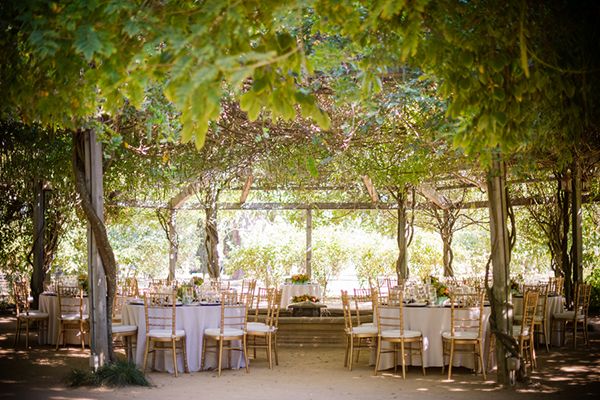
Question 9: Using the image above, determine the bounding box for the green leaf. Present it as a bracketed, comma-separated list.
[74, 25, 102, 61]
[306, 156, 318, 178]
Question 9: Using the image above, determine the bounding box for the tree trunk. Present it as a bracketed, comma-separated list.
[441, 209, 454, 277]
[30, 180, 46, 309]
[571, 158, 583, 285]
[167, 209, 178, 282]
[487, 158, 512, 385]
[560, 175, 573, 307]
[72, 130, 116, 366]
[204, 187, 220, 279]
[396, 188, 409, 280]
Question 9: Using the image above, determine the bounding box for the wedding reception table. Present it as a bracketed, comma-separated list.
[513, 294, 564, 346]
[38, 293, 89, 346]
[372, 305, 492, 370]
[121, 302, 245, 373]
[280, 283, 321, 308]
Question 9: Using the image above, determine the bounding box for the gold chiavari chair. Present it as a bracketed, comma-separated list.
[142, 289, 188, 377]
[55, 285, 88, 350]
[352, 288, 375, 328]
[513, 289, 539, 371]
[251, 287, 272, 323]
[516, 283, 550, 352]
[441, 290, 486, 380]
[120, 277, 140, 298]
[374, 288, 425, 379]
[111, 292, 137, 361]
[341, 290, 378, 371]
[548, 276, 565, 296]
[13, 281, 49, 348]
[202, 291, 249, 376]
[247, 288, 282, 368]
[552, 282, 592, 348]
[240, 279, 257, 306]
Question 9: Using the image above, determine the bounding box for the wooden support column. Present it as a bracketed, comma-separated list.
[571, 159, 583, 284]
[396, 188, 409, 280]
[306, 209, 312, 278]
[31, 180, 45, 308]
[487, 157, 511, 385]
[84, 130, 108, 369]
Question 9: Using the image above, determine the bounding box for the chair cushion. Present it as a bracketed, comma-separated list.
[442, 331, 479, 340]
[112, 324, 137, 335]
[204, 328, 244, 337]
[148, 329, 185, 338]
[553, 311, 583, 320]
[381, 329, 421, 339]
[247, 322, 267, 330]
[247, 324, 275, 333]
[20, 311, 48, 319]
[360, 322, 375, 327]
[351, 325, 378, 335]
[60, 313, 86, 321]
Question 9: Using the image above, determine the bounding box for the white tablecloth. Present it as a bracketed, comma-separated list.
[39, 293, 89, 345]
[122, 303, 245, 373]
[513, 295, 564, 346]
[373, 305, 492, 370]
[280, 284, 321, 308]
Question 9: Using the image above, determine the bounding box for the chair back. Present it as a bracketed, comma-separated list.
[548, 276, 564, 296]
[448, 290, 485, 339]
[144, 289, 178, 335]
[574, 283, 592, 318]
[219, 291, 247, 335]
[524, 283, 548, 320]
[341, 290, 353, 331]
[265, 289, 282, 329]
[375, 287, 407, 336]
[519, 289, 539, 337]
[57, 285, 85, 319]
[120, 277, 139, 297]
[240, 279, 257, 306]
[13, 281, 31, 317]
[253, 287, 273, 322]
[352, 288, 373, 326]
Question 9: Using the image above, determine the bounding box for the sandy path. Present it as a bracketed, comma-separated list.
[1, 316, 599, 400]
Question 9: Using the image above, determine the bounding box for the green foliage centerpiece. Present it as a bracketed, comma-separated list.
[291, 294, 320, 303]
[290, 274, 310, 284]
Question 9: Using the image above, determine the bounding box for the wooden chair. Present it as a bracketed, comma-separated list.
[55, 285, 88, 350]
[341, 290, 378, 371]
[247, 288, 282, 368]
[513, 289, 539, 371]
[202, 291, 248, 376]
[251, 287, 272, 323]
[552, 282, 592, 348]
[240, 279, 257, 307]
[120, 277, 140, 297]
[352, 288, 375, 328]
[13, 281, 49, 348]
[111, 292, 137, 361]
[547, 276, 564, 296]
[441, 290, 486, 380]
[374, 288, 425, 379]
[142, 289, 188, 377]
[515, 283, 550, 352]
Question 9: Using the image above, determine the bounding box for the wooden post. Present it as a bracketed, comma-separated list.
[30, 180, 45, 308]
[396, 188, 409, 280]
[84, 130, 109, 369]
[306, 208, 312, 278]
[571, 159, 583, 284]
[487, 158, 511, 385]
[167, 209, 177, 282]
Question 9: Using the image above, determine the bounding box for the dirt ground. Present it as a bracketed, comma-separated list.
[1, 315, 599, 400]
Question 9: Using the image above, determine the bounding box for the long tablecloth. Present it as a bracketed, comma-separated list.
[39, 293, 89, 345]
[372, 305, 492, 370]
[122, 303, 245, 373]
[513, 295, 564, 346]
[280, 284, 321, 308]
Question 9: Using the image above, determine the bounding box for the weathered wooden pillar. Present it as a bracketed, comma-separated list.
[30, 180, 45, 308]
[306, 208, 312, 278]
[396, 189, 409, 280]
[487, 157, 511, 384]
[84, 130, 108, 369]
[571, 159, 583, 284]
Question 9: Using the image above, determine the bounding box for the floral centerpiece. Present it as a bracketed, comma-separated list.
[290, 274, 310, 284]
[291, 294, 320, 303]
[191, 276, 204, 286]
[430, 276, 449, 299]
[77, 273, 89, 294]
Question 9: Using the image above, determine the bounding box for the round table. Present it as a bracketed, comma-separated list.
[122, 302, 245, 373]
[373, 305, 492, 370]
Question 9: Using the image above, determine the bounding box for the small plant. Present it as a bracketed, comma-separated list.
[67, 361, 150, 387]
[291, 294, 320, 303]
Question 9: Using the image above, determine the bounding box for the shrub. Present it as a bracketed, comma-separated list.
[67, 361, 150, 387]
[585, 267, 600, 313]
